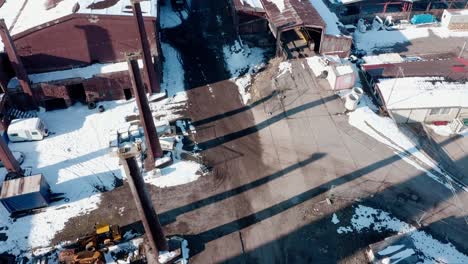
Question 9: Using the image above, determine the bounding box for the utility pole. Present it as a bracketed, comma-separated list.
[131, 0, 160, 94]
[0, 136, 22, 174]
[127, 54, 163, 171]
[0, 19, 36, 108]
[120, 153, 168, 263]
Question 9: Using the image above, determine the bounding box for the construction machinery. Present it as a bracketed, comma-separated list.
[58, 224, 122, 264]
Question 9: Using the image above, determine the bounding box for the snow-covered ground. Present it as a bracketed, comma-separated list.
[354, 26, 468, 54]
[161, 42, 185, 97]
[336, 205, 468, 263]
[223, 40, 267, 104]
[0, 92, 203, 256]
[0, 14, 201, 255]
[0, 101, 131, 255]
[160, 1, 188, 29]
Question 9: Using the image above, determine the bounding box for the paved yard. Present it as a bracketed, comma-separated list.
[157, 58, 468, 263]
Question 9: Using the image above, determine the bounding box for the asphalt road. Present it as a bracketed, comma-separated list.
[53, 1, 468, 263]
[158, 1, 468, 263]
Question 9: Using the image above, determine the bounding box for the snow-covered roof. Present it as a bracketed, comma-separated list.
[8, 117, 42, 131]
[8, 60, 143, 88]
[0, 0, 157, 50]
[240, 0, 263, 9]
[377, 77, 468, 110]
[309, 0, 342, 35]
[12, 0, 157, 35]
[335, 65, 354, 75]
[363, 53, 404, 65]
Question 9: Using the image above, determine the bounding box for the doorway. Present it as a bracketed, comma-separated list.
[123, 88, 133, 100]
[67, 83, 87, 104]
[43, 98, 68, 111]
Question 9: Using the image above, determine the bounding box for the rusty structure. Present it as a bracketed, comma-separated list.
[131, 0, 160, 94]
[127, 55, 163, 171]
[230, 0, 352, 58]
[0, 19, 35, 107]
[120, 154, 168, 263]
[0, 0, 162, 110]
[261, 0, 352, 58]
[230, 0, 268, 35]
[0, 135, 21, 174]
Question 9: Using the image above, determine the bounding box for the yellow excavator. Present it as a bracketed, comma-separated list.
[59, 224, 122, 264]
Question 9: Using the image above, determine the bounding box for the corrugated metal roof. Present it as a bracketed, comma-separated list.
[260, 0, 325, 31]
[364, 58, 468, 81]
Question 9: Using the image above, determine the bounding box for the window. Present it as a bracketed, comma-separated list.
[9, 133, 18, 137]
[31, 132, 39, 136]
[429, 108, 451, 115]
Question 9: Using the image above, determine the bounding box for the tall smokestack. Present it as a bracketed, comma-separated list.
[131, 0, 160, 94]
[127, 55, 163, 171]
[0, 19, 36, 107]
[120, 155, 169, 263]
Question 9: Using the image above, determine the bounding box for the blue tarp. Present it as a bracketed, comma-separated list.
[411, 14, 436, 24]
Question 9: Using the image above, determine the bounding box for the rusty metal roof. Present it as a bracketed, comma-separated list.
[364, 58, 468, 82]
[259, 0, 325, 31]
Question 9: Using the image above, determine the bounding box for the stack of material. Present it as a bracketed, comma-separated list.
[0, 174, 50, 214]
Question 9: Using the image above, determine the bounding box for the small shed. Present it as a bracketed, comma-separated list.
[307, 56, 356, 90]
[0, 174, 51, 214]
[441, 9, 468, 31]
[327, 64, 356, 90]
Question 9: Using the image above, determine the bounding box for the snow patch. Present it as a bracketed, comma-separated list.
[331, 213, 340, 224]
[378, 245, 405, 255]
[161, 42, 186, 96]
[337, 205, 468, 263]
[160, 2, 188, 29]
[427, 124, 455, 137]
[277, 61, 292, 78]
[223, 40, 266, 105]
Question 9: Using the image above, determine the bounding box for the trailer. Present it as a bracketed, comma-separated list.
[7, 118, 49, 142]
[0, 174, 51, 215]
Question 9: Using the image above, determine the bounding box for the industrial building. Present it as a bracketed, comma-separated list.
[362, 57, 468, 125]
[0, 0, 161, 110]
[230, 0, 353, 58]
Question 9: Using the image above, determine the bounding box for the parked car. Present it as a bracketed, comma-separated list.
[7, 118, 49, 142]
[0, 151, 24, 167]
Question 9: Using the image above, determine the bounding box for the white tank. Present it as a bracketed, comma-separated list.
[351, 87, 364, 100]
[345, 93, 359, 111]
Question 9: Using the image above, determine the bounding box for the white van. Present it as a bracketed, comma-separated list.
[7, 118, 49, 142]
